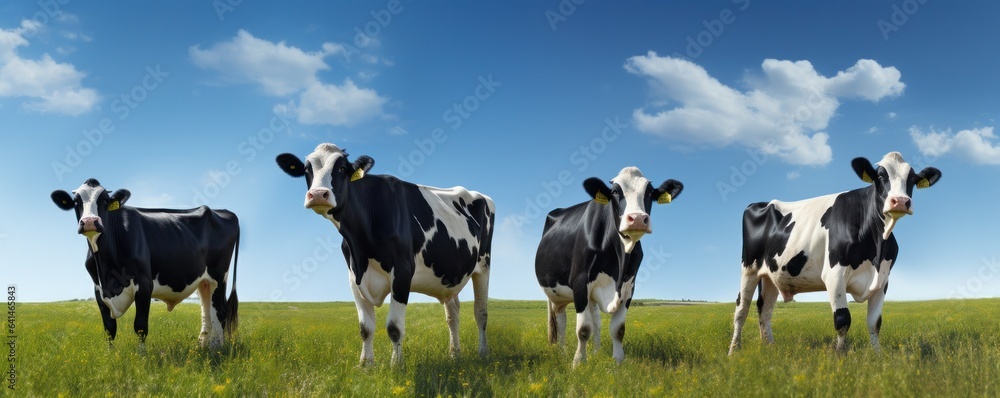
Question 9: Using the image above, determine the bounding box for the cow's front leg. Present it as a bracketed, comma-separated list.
[589, 301, 601, 353]
[824, 266, 851, 352]
[867, 283, 887, 353]
[95, 288, 117, 347]
[572, 283, 592, 367]
[443, 297, 461, 358]
[350, 281, 376, 366]
[609, 304, 628, 364]
[387, 268, 413, 367]
[134, 287, 152, 353]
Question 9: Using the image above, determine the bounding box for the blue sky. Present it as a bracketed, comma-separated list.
[3, 1, 999, 304]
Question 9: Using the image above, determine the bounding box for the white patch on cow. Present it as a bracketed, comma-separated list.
[879, 152, 913, 211]
[101, 280, 137, 319]
[154, 270, 213, 310]
[542, 283, 574, 304]
[304, 143, 348, 211]
[611, 167, 652, 253]
[352, 259, 391, 307]
[588, 273, 618, 313]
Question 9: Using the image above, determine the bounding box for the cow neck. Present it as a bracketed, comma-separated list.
[858, 184, 887, 244]
[589, 201, 627, 257]
[92, 208, 128, 261]
[332, 184, 374, 248]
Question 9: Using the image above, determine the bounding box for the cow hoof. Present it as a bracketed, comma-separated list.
[137, 343, 147, 356]
[359, 357, 374, 367]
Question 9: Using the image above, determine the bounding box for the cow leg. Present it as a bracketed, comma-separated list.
[444, 297, 461, 358]
[197, 280, 213, 347]
[547, 300, 568, 347]
[589, 300, 602, 353]
[95, 288, 117, 347]
[867, 285, 886, 353]
[207, 279, 227, 349]
[572, 285, 593, 367]
[824, 267, 851, 352]
[757, 276, 780, 345]
[610, 305, 628, 364]
[471, 265, 490, 357]
[386, 296, 407, 366]
[134, 288, 151, 352]
[350, 281, 376, 366]
[728, 270, 760, 355]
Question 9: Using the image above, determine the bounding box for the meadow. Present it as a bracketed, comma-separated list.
[8, 298, 1000, 397]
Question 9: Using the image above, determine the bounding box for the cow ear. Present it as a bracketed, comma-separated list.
[109, 189, 130, 210]
[351, 155, 375, 182]
[51, 190, 75, 211]
[916, 167, 941, 189]
[654, 179, 684, 204]
[851, 157, 877, 184]
[276, 153, 306, 177]
[583, 177, 612, 205]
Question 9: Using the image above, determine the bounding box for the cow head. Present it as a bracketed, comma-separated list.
[852, 151, 941, 239]
[276, 143, 374, 226]
[584, 167, 683, 313]
[51, 178, 131, 253]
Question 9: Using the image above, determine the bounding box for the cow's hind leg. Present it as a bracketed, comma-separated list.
[350, 281, 376, 366]
[547, 300, 568, 347]
[207, 278, 227, 349]
[758, 276, 780, 345]
[610, 305, 628, 364]
[867, 284, 887, 353]
[589, 300, 602, 353]
[728, 269, 760, 355]
[471, 265, 490, 357]
[444, 296, 461, 358]
[197, 280, 213, 347]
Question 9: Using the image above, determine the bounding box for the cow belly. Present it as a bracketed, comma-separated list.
[760, 265, 825, 299]
[542, 283, 574, 305]
[410, 261, 476, 302]
[153, 270, 212, 311]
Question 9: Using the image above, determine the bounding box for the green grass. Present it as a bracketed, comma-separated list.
[8, 298, 1000, 396]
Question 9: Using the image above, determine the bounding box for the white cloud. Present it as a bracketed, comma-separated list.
[867, 127, 880, 134]
[0, 20, 99, 115]
[625, 52, 905, 165]
[787, 171, 801, 180]
[191, 30, 386, 127]
[387, 126, 408, 136]
[910, 126, 1000, 165]
[887, 112, 898, 119]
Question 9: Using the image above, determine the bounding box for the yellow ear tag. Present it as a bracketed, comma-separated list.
[862, 171, 874, 183]
[107, 201, 120, 211]
[594, 192, 609, 205]
[350, 168, 365, 182]
[917, 178, 930, 189]
[657, 192, 672, 204]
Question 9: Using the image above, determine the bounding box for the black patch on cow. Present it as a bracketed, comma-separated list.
[615, 324, 625, 341]
[833, 308, 851, 332]
[883, 281, 890, 294]
[578, 325, 590, 341]
[876, 316, 883, 334]
[387, 323, 401, 343]
[786, 251, 808, 276]
[84, 178, 101, 187]
[756, 280, 764, 316]
[625, 298, 632, 309]
[360, 323, 371, 340]
[422, 219, 478, 288]
[735, 292, 741, 306]
[741, 202, 795, 273]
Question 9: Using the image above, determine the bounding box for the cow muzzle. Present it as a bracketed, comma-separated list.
[884, 196, 912, 216]
[305, 188, 335, 214]
[79, 217, 103, 252]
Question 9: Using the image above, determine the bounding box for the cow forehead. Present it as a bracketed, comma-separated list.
[305, 143, 347, 169]
[877, 152, 912, 181]
[611, 167, 650, 192]
[74, 183, 105, 201]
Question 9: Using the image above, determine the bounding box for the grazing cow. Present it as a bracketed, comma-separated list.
[51, 179, 240, 349]
[728, 152, 941, 354]
[535, 167, 683, 366]
[275, 144, 495, 365]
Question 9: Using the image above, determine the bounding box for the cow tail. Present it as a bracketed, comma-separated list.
[225, 228, 240, 338]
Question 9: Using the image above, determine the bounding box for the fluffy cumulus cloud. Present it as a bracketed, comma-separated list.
[910, 126, 1000, 165]
[190, 30, 385, 127]
[625, 52, 905, 165]
[0, 20, 99, 115]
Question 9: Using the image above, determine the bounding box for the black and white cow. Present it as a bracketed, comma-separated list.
[275, 144, 495, 365]
[51, 179, 240, 349]
[535, 167, 683, 366]
[729, 152, 941, 354]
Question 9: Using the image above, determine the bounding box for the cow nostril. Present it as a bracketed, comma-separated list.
[322, 191, 329, 199]
[627, 215, 635, 223]
[642, 216, 649, 225]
